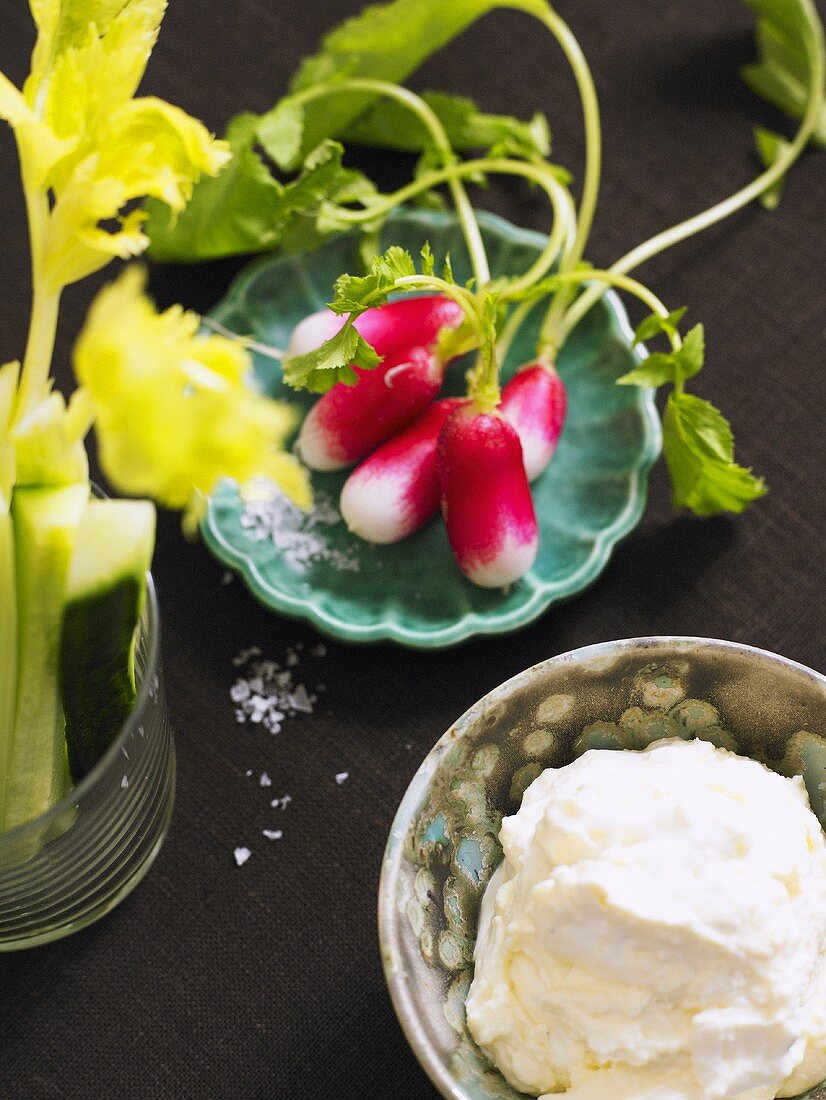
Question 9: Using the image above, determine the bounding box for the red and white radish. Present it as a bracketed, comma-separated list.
[340, 398, 463, 543]
[437, 405, 538, 588]
[298, 344, 447, 471]
[287, 295, 464, 360]
[499, 363, 567, 481]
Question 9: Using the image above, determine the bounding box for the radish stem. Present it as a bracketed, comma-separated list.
[544, 4, 825, 352]
[288, 78, 491, 287]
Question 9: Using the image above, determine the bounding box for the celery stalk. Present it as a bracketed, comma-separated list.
[4, 484, 88, 832]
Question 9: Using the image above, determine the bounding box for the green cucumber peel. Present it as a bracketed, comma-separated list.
[4, 483, 88, 833]
[60, 499, 156, 783]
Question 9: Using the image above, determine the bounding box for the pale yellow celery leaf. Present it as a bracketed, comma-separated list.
[11, 389, 90, 487]
[74, 267, 309, 516]
[42, 98, 229, 288]
[0, 70, 74, 187]
[95, 98, 231, 212]
[28, 0, 166, 100]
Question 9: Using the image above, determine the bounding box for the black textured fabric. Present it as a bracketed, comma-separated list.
[1, 1, 824, 1097]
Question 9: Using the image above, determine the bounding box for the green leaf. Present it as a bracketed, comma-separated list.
[146, 113, 286, 261]
[256, 100, 305, 171]
[740, 0, 826, 148]
[331, 244, 417, 313]
[617, 353, 683, 389]
[420, 241, 435, 275]
[619, 323, 704, 389]
[282, 324, 382, 393]
[634, 307, 688, 344]
[677, 324, 705, 379]
[341, 89, 551, 162]
[289, 0, 545, 157]
[663, 392, 767, 515]
[753, 124, 794, 208]
[146, 122, 353, 262]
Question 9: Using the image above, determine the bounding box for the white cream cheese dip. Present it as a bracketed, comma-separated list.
[466, 738, 826, 1099]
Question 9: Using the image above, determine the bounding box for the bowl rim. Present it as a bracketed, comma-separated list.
[377, 635, 826, 1100]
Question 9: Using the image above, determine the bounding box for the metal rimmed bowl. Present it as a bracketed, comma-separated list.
[378, 638, 826, 1099]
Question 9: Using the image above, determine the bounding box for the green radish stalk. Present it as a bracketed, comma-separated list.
[4, 484, 88, 832]
[60, 499, 156, 783]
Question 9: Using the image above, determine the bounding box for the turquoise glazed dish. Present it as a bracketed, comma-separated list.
[378, 638, 826, 1099]
[202, 209, 661, 648]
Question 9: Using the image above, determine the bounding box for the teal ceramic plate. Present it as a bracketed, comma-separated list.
[202, 209, 661, 648]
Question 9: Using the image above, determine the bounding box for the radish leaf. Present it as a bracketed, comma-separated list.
[754, 125, 794, 208]
[741, 0, 826, 148]
[289, 0, 545, 158]
[663, 393, 766, 515]
[342, 91, 551, 163]
[634, 308, 688, 344]
[618, 324, 705, 388]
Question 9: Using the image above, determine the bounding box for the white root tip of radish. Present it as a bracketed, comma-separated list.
[340, 474, 410, 544]
[295, 410, 349, 472]
[287, 310, 344, 359]
[461, 534, 538, 589]
[521, 436, 556, 482]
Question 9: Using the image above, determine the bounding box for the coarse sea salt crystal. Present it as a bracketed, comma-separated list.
[234, 847, 252, 867]
[335, 771, 349, 785]
[263, 829, 283, 841]
[239, 483, 361, 573]
[260, 772, 272, 788]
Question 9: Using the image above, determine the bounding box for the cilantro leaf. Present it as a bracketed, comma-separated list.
[740, 0, 826, 148]
[282, 324, 382, 393]
[331, 245, 417, 313]
[663, 392, 767, 515]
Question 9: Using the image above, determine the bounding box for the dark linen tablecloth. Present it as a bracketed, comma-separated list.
[1, 0, 824, 1096]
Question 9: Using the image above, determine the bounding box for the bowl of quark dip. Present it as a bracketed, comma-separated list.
[378, 638, 826, 1100]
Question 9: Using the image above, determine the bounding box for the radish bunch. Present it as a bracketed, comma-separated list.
[290, 295, 567, 588]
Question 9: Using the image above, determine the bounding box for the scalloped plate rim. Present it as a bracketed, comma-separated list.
[201, 210, 662, 649]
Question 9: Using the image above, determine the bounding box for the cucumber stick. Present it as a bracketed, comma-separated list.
[4, 484, 88, 832]
[59, 499, 156, 782]
[0, 507, 17, 826]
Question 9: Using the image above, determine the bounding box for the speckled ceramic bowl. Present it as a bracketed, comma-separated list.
[378, 638, 826, 1100]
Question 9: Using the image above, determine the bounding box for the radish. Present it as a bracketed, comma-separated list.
[499, 363, 567, 481]
[287, 295, 463, 359]
[437, 405, 538, 588]
[298, 343, 449, 471]
[340, 398, 463, 543]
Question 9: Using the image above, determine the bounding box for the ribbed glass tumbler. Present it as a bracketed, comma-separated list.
[0, 578, 175, 949]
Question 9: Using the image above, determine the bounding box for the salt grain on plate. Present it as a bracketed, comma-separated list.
[239, 483, 361, 573]
[234, 846, 252, 867]
[335, 771, 349, 785]
[271, 795, 292, 810]
[262, 829, 283, 841]
[260, 772, 272, 788]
